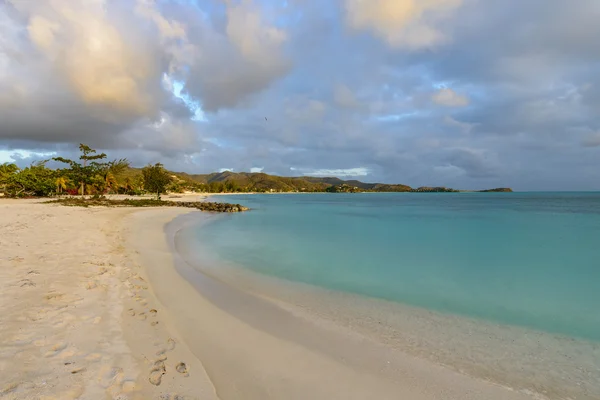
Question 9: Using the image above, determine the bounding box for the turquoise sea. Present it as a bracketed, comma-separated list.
[185, 192, 600, 342]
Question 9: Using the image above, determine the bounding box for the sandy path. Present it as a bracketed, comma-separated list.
[0, 200, 216, 400]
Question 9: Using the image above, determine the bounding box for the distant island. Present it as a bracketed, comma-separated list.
[169, 171, 512, 194]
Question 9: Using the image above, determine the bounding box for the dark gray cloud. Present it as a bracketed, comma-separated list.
[1, 0, 600, 190]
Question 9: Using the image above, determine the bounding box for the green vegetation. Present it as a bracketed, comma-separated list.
[411, 187, 459, 193]
[477, 188, 513, 193]
[172, 171, 416, 193]
[0, 144, 512, 197]
[1, 161, 56, 197]
[47, 197, 248, 212]
[53, 144, 124, 196]
[141, 163, 172, 200]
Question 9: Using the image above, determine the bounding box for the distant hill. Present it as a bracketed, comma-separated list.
[155, 170, 512, 194]
[115, 167, 511, 194]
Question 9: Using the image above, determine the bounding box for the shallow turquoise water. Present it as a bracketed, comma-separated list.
[189, 193, 600, 341]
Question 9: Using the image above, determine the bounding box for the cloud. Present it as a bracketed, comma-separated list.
[444, 147, 499, 179]
[344, 0, 463, 49]
[23, 0, 165, 118]
[582, 132, 600, 148]
[432, 88, 469, 107]
[333, 84, 361, 108]
[291, 167, 370, 177]
[2, 0, 600, 191]
[0, 0, 290, 155]
[184, 0, 291, 111]
[443, 116, 477, 133]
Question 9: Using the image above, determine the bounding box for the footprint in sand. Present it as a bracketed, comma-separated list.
[9, 332, 35, 346]
[44, 342, 69, 358]
[98, 366, 124, 390]
[45, 292, 84, 305]
[159, 394, 190, 400]
[45, 292, 65, 301]
[149, 360, 166, 386]
[0, 382, 20, 396]
[85, 353, 102, 362]
[52, 312, 77, 328]
[175, 362, 189, 376]
[127, 309, 136, 316]
[85, 280, 98, 290]
[166, 338, 176, 351]
[19, 278, 36, 287]
[136, 312, 146, 321]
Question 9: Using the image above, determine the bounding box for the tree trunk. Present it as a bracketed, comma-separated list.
[82, 159, 86, 197]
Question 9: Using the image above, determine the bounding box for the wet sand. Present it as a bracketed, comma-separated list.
[130, 208, 575, 400]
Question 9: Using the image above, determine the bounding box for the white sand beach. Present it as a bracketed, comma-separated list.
[0, 199, 216, 400]
[0, 199, 587, 400]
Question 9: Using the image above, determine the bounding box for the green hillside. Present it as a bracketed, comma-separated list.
[162, 170, 510, 193]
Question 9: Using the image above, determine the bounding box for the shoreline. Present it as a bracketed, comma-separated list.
[133, 210, 552, 399]
[173, 211, 600, 400]
[2, 199, 598, 399]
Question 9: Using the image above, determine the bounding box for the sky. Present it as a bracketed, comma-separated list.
[1, 0, 599, 191]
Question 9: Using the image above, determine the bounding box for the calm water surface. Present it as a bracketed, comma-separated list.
[189, 193, 600, 341]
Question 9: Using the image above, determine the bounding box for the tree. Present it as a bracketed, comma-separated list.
[142, 163, 172, 200]
[0, 163, 19, 194]
[55, 176, 69, 195]
[101, 159, 129, 193]
[4, 161, 56, 197]
[54, 144, 107, 196]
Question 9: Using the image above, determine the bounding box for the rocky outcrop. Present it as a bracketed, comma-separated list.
[410, 187, 459, 193]
[173, 201, 249, 212]
[478, 188, 513, 192]
[47, 198, 250, 212]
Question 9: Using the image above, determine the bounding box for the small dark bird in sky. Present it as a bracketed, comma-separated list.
[265, 117, 268, 121]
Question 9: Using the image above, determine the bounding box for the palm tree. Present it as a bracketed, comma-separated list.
[123, 177, 134, 193]
[104, 172, 118, 193]
[55, 176, 69, 195]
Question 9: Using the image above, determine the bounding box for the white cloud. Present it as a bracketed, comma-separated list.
[432, 88, 469, 107]
[345, 0, 463, 49]
[0, 149, 57, 164]
[22, 0, 163, 117]
[293, 167, 370, 177]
